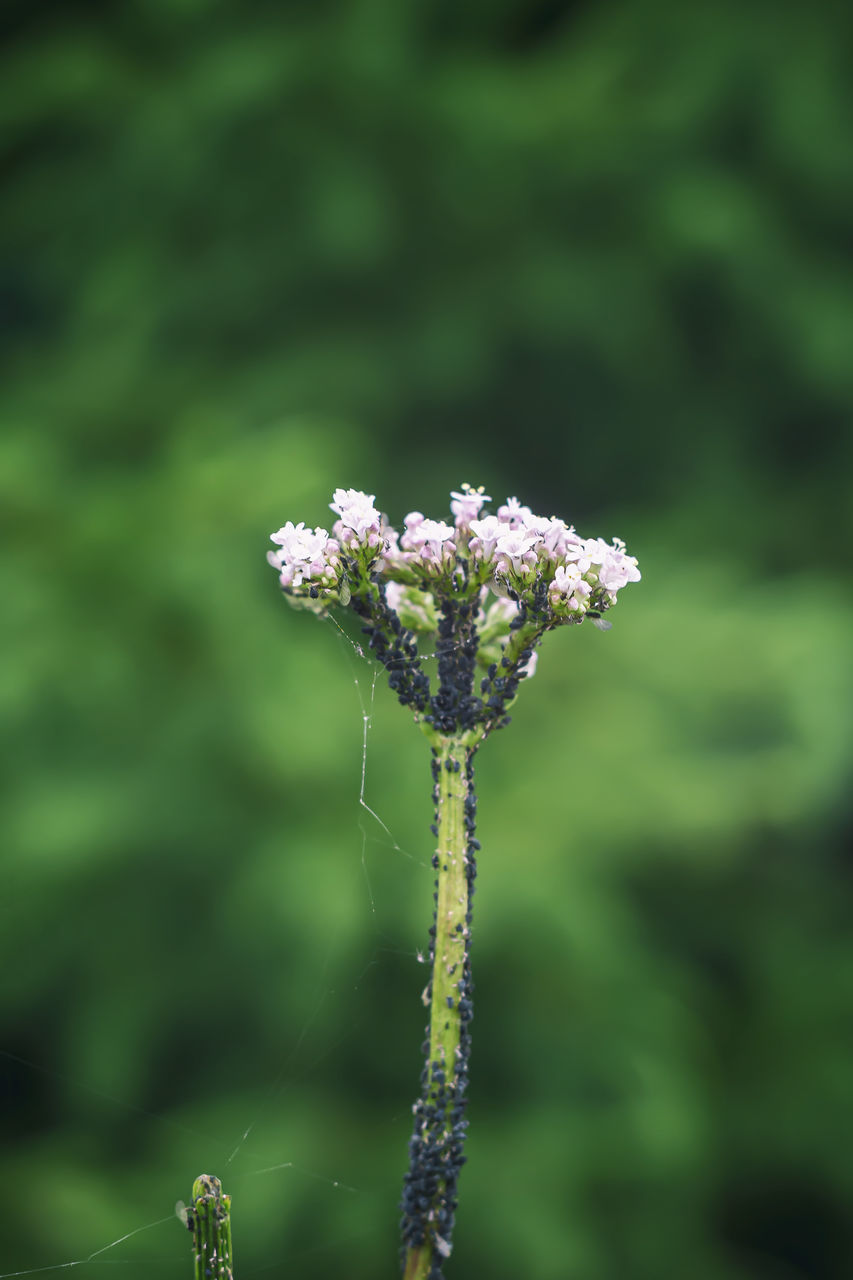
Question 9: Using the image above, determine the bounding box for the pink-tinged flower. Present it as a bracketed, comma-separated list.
[497, 496, 534, 526]
[398, 511, 426, 553]
[329, 488, 382, 543]
[468, 515, 504, 561]
[401, 514, 455, 556]
[537, 517, 573, 559]
[450, 485, 491, 527]
[411, 518, 456, 561]
[494, 528, 542, 574]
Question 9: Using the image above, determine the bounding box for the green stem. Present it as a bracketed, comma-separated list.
[428, 743, 470, 1088]
[401, 737, 477, 1279]
[187, 1175, 233, 1280]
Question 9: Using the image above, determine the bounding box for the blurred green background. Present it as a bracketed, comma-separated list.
[2, 1, 852, 1277]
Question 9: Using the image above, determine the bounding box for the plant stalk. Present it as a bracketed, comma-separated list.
[187, 1175, 233, 1280]
[401, 738, 478, 1279]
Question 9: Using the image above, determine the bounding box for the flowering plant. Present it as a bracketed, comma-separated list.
[268, 484, 640, 1278]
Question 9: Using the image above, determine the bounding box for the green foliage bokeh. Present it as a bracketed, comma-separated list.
[2, 2, 852, 1278]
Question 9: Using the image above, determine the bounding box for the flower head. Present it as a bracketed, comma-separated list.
[270, 485, 639, 645]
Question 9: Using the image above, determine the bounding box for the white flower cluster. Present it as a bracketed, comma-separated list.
[267, 487, 381, 593]
[268, 483, 640, 622]
[329, 487, 384, 550]
[267, 521, 341, 589]
[398, 513, 456, 567]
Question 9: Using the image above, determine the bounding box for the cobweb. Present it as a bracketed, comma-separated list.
[1, 616, 440, 1280]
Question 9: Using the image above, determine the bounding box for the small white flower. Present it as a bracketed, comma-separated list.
[579, 536, 610, 565]
[551, 562, 583, 594]
[450, 484, 491, 527]
[417, 518, 456, 559]
[468, 515, 504, 561]
[550, 562, 592, 613]
[329, 488, 382, 540]
[562, 537, 592, 574]
[271, 521, 328, 560]
[537, 517, 573, 559]
[401, 516, 456, 562]
[494, 528, 542, 573]
[497, 496, 533, 526]
[518, 514, 551, 537]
